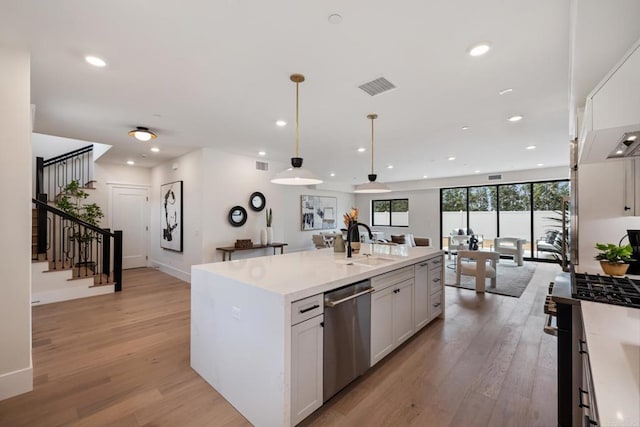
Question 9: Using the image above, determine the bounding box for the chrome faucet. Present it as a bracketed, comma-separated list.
[346, 222, 373, 258]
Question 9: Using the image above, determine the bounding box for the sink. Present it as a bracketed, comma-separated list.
[336, 255, 395, 267]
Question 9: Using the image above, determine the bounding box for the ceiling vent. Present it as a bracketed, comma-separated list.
[256, 161, 269, 171]
[358, 77, 396, 97]
[488, 174, 503, 181]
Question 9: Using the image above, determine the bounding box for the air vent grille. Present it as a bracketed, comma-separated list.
[488, 174, 503, 181]
[256, 161, 269, 171]
[358, 77, 396, 97]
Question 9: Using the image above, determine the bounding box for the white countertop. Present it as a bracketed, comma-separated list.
[192, 244, 443, 302]
[581, 301, 640, 427]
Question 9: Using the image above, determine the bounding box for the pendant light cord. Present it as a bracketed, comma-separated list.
[295, 80, 300, 158]
[370, 117, 375, 174]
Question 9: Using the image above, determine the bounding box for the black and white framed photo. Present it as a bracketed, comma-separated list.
[161, 180, 183, 252]
[301, 195, 337, 231]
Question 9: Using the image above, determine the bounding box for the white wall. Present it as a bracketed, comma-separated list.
[0, 46, 33, 400]
[149, 148, 355, 281]
[577, 160, 640, 272]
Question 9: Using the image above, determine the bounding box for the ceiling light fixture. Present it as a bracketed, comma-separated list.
[448, 156, 456, 161]
[387, 165, 394, 169]
[461, 126, 470, 130]
[271, 74, 323, 186]
[126, 160, 135, 165]
[258, 151, 266, 156]
[498, 88, 513, 95]
[330, 172, 336, 177]
[150, 147, 160, 153]
[468, 43, 491, 57]
[357, 147, 366, 152]
[85, 55, 106, 67]
[474, 170, 481, 173]
[526, 145, 536, 150]
[354, 114, 391, 193]
[128, 126, 157, 141]
[537, 163, 545, 167]
[275, 120, 287, 127]
[508, 115, 523, 122]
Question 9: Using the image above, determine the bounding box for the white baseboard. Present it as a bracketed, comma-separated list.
[0, 365, 33, 401]
[150, 260, 190, 283]
[32, 284, 114, 305]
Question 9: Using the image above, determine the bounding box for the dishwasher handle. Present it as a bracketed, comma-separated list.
[325, 287, 374, 307]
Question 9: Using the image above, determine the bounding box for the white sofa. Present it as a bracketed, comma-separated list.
[494, 237, 526, 266]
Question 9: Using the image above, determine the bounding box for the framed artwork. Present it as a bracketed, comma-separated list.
[301, 195, 337, 231]
[161, 180, 183, 252]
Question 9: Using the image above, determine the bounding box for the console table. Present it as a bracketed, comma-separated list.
[216, 242, 288, 261]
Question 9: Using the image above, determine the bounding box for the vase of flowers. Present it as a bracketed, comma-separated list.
[343, 207, 360, 252]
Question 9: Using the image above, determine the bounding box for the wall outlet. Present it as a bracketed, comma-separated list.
[232, 306, 241, 320]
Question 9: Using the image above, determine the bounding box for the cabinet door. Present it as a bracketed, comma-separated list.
[624, 158, 639, 216]
[393, 279, 415, 346]
[291, 314, 323, 426]
[371, 286, 395, 366]
[413, 262, 430, 330]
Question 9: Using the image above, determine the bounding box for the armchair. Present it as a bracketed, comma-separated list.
[494, 237, 526, 266]
[456, 250, 500, 293]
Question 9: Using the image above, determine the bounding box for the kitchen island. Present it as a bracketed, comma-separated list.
[191, 244, 444, 426]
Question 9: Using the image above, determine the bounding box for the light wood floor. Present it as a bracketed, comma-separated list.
[0, 263, 559, 427]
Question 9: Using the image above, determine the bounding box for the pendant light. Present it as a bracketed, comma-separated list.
[354, 114, 391, 193]
[271, 74, 323, 186]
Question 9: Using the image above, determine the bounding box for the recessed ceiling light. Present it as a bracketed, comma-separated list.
[526, 145, 536, 150]
[357, 147, 366, 152]
[474, 170, 481, 173]
[423, 175, 428, 179]
[258, 151, 266, 156]
[461, 126, 470, 130]
[616, 150, 624, 154]
[328, 13, 343, 24]
[275, 120, 287, 127]
[537, 163, 545, 167]
[468, 43, 491, 57]
[330, 172, 336, 177]
[150, 147, 160, 153]
[498, 88, 513, 95]
[387, 165, 394, 169]
[508, 115, 523, 122]
[126, 160, 135, 165]
[448, 156, 456, 161]
[628, 135, 637, 141]
[85, 55, 106, 67]
[128, 126, 157, 141]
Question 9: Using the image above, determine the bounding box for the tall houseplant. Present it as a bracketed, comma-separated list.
[594, 242, 634, 276]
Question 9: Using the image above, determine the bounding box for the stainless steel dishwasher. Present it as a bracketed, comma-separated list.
[323, 279, 373, 402]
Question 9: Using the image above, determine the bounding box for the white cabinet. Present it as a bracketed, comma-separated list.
[624, 158, 640, 216]
[371, 265, 415, 367]
[291, 296, 324, 426]
[413, 261, 430, 330]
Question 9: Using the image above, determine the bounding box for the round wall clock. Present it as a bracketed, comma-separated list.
[249, 192, 266, 212]
[228, 206, 248, 227]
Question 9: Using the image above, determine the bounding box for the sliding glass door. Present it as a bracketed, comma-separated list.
[469, 186, 497, 250]
[441, 188, 467, 251]
[498, 184, 532, 257]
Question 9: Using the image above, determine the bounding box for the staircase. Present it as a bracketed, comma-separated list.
[32, 145, 122, 305]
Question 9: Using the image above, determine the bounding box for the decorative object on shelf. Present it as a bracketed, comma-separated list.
[301, 195, 337, 231]
[260, 229, 268, 246]
[228, 205, 248, 227]
[128, 126, 157, 141]
[234, 239, 253, 249]
[249, 192, 266, 212]
[271, 74, 323, 185]
[354, 114, 391, 193]
[594, 242, 635, 276]
[161, 180, 183, 252]
[343, 207, 361, 252]
[266, 208, 273, 245]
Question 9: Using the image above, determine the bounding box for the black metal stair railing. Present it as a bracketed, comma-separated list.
[36, 144, 94, 201]
[32, 197, 122, 292]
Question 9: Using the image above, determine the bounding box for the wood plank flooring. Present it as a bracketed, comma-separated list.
[0, 262, 559, 426]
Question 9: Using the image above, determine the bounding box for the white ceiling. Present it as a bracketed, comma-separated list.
[0, 0, 632, 186]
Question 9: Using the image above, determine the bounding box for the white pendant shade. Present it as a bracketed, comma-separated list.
[271, 167, 323, 185]
[354, 181, 392, 193]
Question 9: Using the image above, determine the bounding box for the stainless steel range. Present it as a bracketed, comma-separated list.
[547, 270, 640, 427]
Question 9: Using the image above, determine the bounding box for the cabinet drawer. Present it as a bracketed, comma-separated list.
[291, 293, 324, 326]
[431, 291, 443, 318]
[371, 265, 414, 291]
[429, 267, 443, 294]
[428, 256, 444, 270]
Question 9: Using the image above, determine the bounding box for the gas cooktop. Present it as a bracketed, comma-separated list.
[572, 273, 640, 308]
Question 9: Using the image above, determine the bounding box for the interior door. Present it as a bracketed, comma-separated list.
[110, 185, 149, 269]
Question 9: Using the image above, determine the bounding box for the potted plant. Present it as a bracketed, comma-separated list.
[594, 242, 635, 276]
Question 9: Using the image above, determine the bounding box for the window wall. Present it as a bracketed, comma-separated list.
[372, 199, 409, 227]
[440, 179, 569, 261]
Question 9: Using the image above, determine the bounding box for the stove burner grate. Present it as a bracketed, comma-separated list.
[572, 273, 640, 308]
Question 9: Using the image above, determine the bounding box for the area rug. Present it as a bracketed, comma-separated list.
[444, 261, 536, 298]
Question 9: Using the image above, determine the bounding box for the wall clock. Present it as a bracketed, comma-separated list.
[228, 206, 248, 227]
[249, 192, 266, 212]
